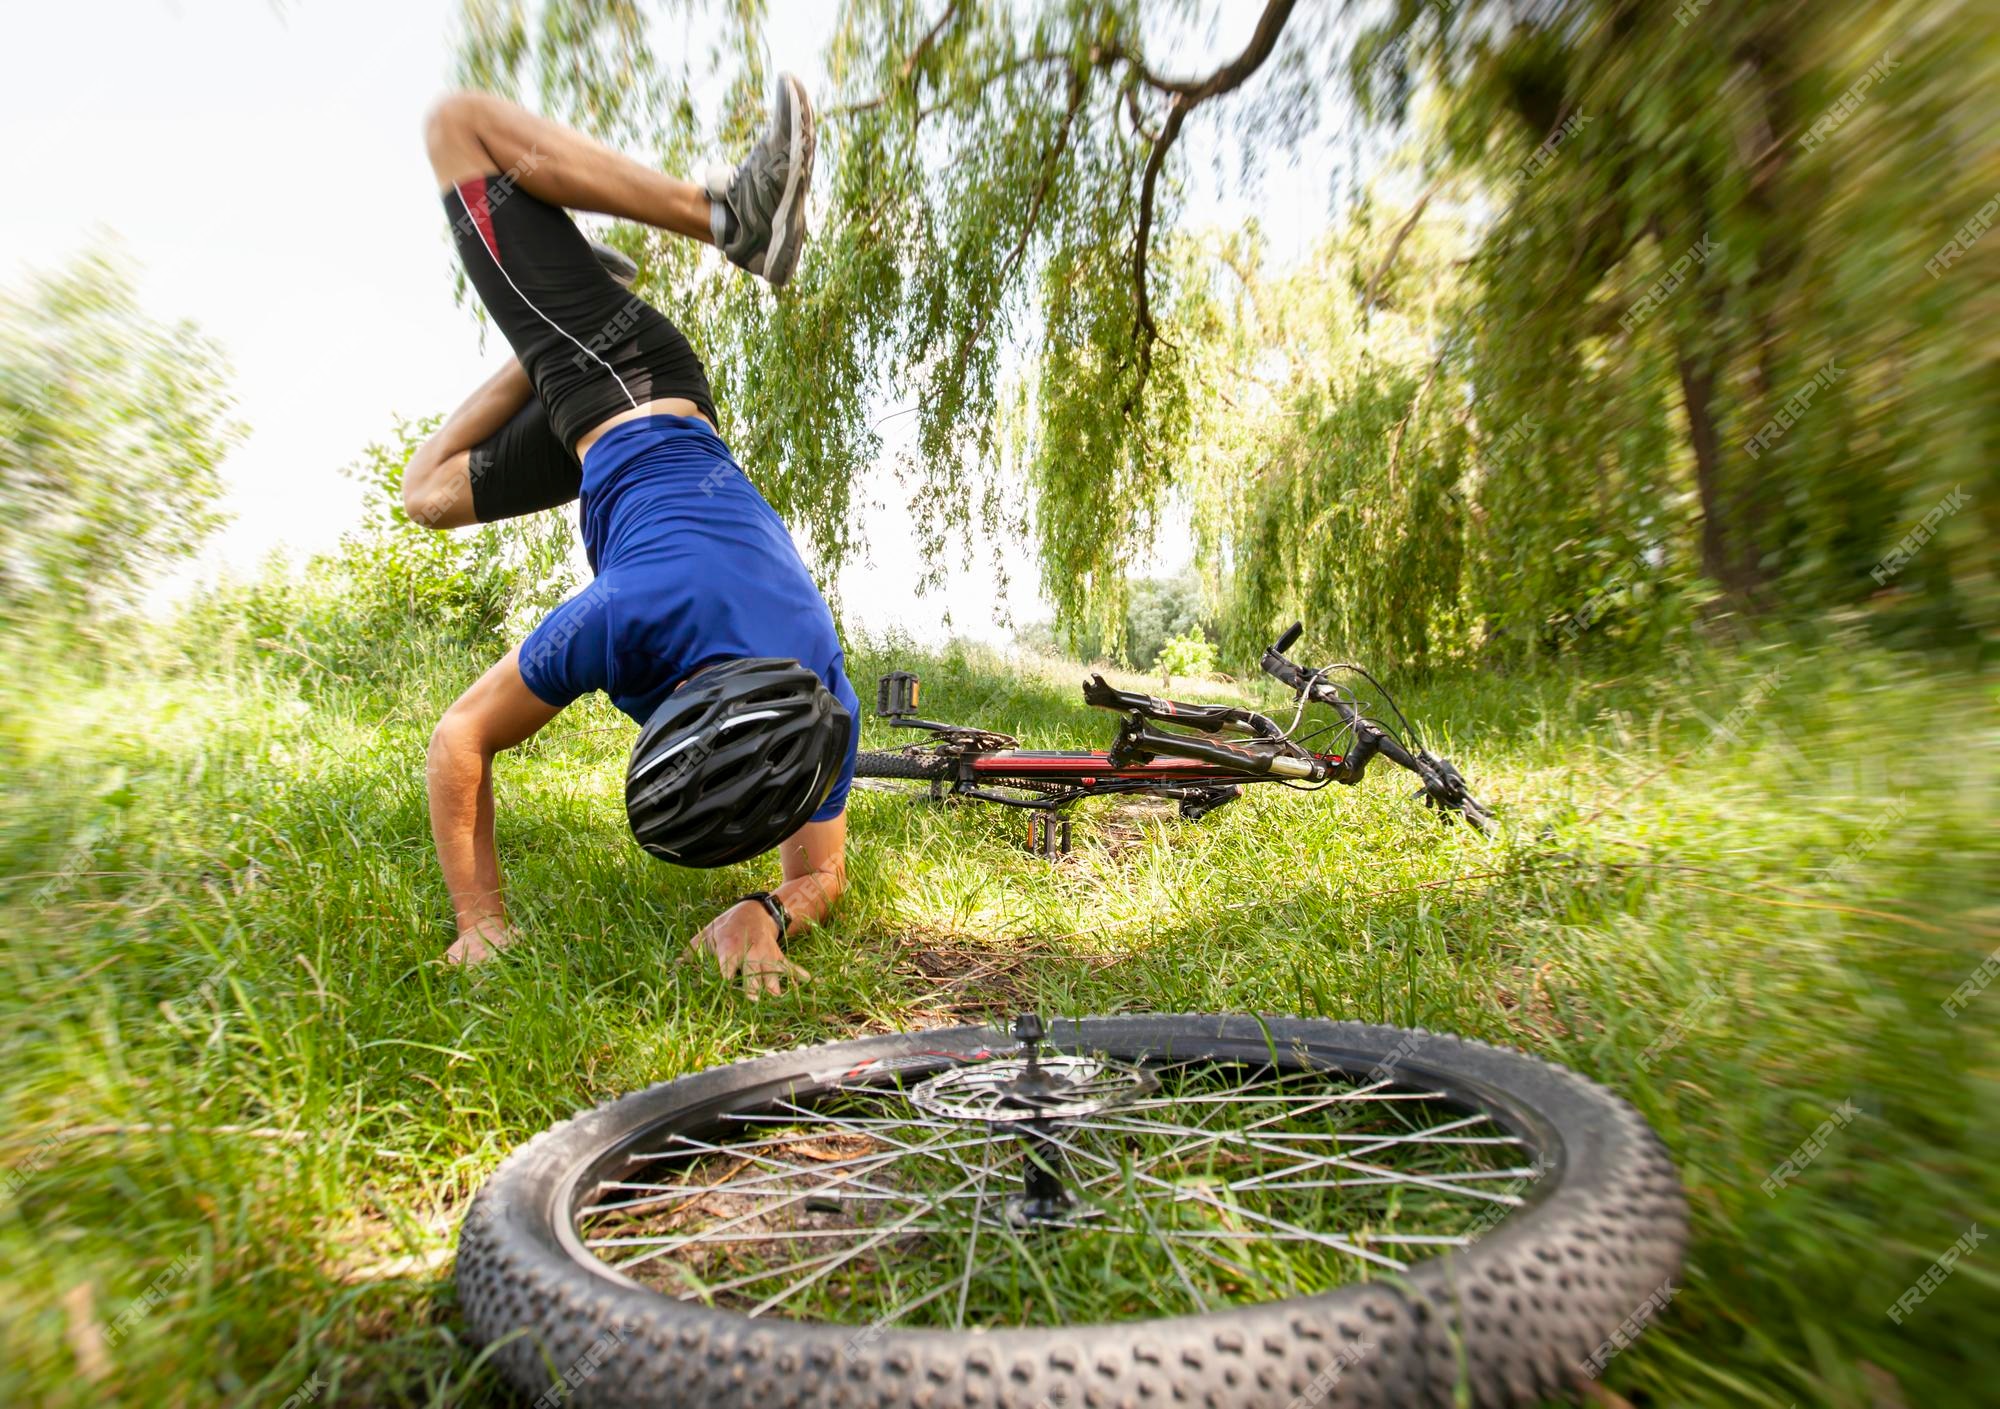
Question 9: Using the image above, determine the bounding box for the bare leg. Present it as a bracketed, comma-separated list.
[425, 91, 714, 244]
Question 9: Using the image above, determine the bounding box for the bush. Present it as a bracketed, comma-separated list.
[0, 246, 242, 623]
[178, 418, 575, 692]
[1156, 626, 1218, 687]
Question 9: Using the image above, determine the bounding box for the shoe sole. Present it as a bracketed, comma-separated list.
[761, 73, 814, 287]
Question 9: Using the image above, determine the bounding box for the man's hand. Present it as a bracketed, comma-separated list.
[688, 901, 810, 997]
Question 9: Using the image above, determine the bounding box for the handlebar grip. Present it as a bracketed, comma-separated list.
[1273, 621, 1303, 655]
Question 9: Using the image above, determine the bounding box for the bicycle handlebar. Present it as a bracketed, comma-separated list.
[1259, 624, 1496, 834]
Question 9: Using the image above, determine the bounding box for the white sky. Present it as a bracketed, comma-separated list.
[1, 0, 1348, 643]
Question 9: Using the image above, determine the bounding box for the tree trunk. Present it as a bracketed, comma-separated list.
[1674, 347, 1742, 599]
[1727, 38, 1801, 606]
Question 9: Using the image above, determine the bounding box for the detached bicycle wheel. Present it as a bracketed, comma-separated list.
[458, 1014, 1685, 1408]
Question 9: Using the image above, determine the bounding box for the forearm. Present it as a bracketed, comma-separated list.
[772, 816, 847, 940]
[772, 860, 845, 939]
[435, 359, 535, 460]
[426, 722, 505, 932]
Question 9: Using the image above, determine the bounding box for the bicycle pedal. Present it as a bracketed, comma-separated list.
[875, 671, 920, 719]
[1025, 813, 1072, 859]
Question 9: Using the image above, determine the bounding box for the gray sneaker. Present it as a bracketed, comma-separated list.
[703, 73, 815, 287]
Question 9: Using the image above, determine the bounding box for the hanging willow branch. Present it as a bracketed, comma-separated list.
[1127, 0, 1300, 396]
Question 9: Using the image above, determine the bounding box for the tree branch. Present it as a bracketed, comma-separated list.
[828, 44, 1068, 120]
[1128, 0, 1300, 398]
[900, 0, 958, 82]
[1104, 0, 1299, 102]
[945, 71, 1088, 393]
[1154, 0, 1299, 99]
[826, 1, 963, 117]
[1122, 78, 1159, 144]
[1362, 171, 1446, 317]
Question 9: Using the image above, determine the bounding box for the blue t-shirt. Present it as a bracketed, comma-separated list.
[516, 415, 858, 822]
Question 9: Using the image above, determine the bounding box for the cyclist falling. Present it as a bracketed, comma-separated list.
[400, 77, 852, 995]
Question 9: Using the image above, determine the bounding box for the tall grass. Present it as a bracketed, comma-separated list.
[1, 621, 1992, 1407]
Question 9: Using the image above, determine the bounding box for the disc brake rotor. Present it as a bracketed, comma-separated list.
[909, 1055, 1159, 1123]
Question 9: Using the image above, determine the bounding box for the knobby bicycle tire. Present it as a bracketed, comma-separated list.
[854, 749, 955, 781]
[458, 1013, 1686, 1408]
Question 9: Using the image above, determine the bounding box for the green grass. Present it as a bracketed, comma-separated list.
[1, 625, 1993, 1407]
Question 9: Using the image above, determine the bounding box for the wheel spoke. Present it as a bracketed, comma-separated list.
[1076, 1112, 1525, 1208]
[1029, 1125, 1411, 1273]
[567, 1041, 1550, 1324]
[742, 1161, 997, 1318]
[578, 1133, 992, 1217]
[606, 1125, 978, 1272]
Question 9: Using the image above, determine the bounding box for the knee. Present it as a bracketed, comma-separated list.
[423, 90, 495, 173]
[402, 474, 435, 527]
[402, 445, 451, 528]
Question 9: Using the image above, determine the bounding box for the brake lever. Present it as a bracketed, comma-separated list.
[1413, 751, 1497, 834]
[1416, 750, 1468, 804]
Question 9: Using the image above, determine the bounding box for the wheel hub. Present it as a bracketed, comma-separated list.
[908, 1015, 1161, 1227]
[908, 1054, 1156, 1123]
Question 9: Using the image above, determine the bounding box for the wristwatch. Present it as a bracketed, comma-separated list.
[736, 890, 791, 943]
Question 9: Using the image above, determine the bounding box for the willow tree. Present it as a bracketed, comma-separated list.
[456, 0, 1994, 660]
[453, 0, 1330, 638]
[1351, 0, 1996, 647]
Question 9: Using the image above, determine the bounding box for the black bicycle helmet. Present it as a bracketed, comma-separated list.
[625, 657, 852, 868]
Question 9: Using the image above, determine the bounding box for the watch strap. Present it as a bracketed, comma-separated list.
[735, 890, 790, 943]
